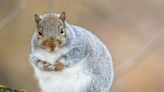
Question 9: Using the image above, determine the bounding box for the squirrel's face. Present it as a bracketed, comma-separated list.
[34, 12, 67, 52]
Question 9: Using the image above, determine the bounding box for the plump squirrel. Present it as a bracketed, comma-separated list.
[29, 11, 114, 92]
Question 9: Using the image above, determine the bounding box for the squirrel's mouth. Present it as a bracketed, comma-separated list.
[48, 41, 61, 52]
[42, 39, 61, 52]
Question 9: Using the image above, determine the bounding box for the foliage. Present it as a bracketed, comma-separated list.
[0, 85, 25, 92]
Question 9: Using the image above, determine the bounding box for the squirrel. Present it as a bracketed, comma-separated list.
[29, 11, 114, 92]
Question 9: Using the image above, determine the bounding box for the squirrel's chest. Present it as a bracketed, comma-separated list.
[36, 63, 91, 92]
[33, 48, 69, 64]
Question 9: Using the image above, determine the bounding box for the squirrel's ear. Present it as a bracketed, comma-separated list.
[59, 11, 66, 22]
[35, 14, 41, 25]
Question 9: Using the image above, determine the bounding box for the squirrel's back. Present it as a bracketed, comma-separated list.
[68, 24, 114, 92]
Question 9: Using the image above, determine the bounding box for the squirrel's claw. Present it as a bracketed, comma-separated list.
[37, 60, 54, 71]
[55, 63, 64, 71]
[36, 60, 64, 71]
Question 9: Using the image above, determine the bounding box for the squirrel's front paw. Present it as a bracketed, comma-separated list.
[37, 60, 55, 71]
[55, 62, 64, 71]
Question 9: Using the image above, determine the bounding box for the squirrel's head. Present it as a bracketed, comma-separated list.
[34, 11, 67, 52]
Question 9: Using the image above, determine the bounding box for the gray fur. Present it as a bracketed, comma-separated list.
[30, 13, 114, 92]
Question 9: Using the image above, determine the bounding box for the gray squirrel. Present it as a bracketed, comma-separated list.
[29, 11, 114, 92]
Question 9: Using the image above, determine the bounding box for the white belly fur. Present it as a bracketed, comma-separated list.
[34, 61, 91, 92]
[33, 48, 69, 64]
[33, 48, 91, 92]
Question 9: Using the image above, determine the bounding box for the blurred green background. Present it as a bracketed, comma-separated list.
[0, 0, 164, 92]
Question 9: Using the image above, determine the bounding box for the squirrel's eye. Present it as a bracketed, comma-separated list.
[38, 31, 43, 36]
[60, 28, 65, 34]
[38, 27, 43, 36]
[61, 30, 64, 34]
